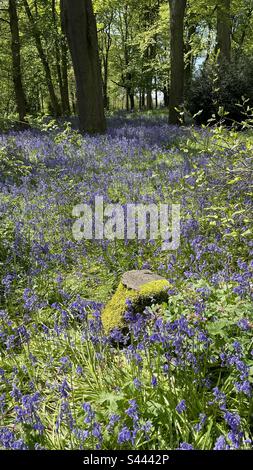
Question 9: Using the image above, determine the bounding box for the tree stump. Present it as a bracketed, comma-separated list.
[101, 270, 171, 334]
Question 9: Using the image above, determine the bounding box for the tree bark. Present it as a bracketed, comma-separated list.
[52, 0, 64, 113]
[103, 59, 110, 110]
[23, 0, 60, 116]
[185, 23, 196, 93]
[8, 0, 28, 125]
[169, 0, 187, 125]
[217, 0, 231, 65]
[147, 89, 153, 110]
[129, 91, 135, 111]
[141, 91, 146, 108]
[163, 86, 169, 107]
[101, 42, 110, 110]
[100, 13, 113, 110]
[59, 1, 71, 115]
[61, 0, 106, 134]
[60, 33, 71, 115]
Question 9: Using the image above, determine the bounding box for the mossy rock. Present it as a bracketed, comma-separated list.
[101, 270, 171, 334]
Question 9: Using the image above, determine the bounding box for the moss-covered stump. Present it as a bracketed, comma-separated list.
[102, 270, 171, 333]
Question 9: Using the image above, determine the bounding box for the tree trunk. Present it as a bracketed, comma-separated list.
[126, 91, 129, 111]
[60, 2, 71, 115]
[52, 0, 64, 114]
[141, 91, 146, 108]
[169, 0, 187, 125]
[23, 0, 60, 116]
[60, 35, 71, 115]
[61, 0, 106, 134]
[185, 23, 196, 93]
[129, 92, 135, 111]
[217, 0, 231, 65]
[163, 86, 169, 107]
[147, 90, 153, 110]
[155, 76, 158, 108]
[103, 54, 110, 110]
[139, 89, 142, 110]
[100, 15, 113, 111]
[8, 0, 28, 125]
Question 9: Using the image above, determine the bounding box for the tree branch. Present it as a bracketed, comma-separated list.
[110, 78, 127, 89]
[0, 16, 10, 25]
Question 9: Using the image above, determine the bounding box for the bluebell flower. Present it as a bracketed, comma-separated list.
[141, 420, 152, 439]
[73, 428, 89, 444]
[59, 356, 72, 372]
[76, 366, 83, 375]
[0, 393, 6, 413]
[118, 426, 132, 444]
[107, 414, 120, 432]
[126, 399, 139, 423]
[34, 443, 45, 450]
[133, 377, 142, 389]
[59, 378, 71, 398]
[29, 353, 37, 366]
[177, 442, 194, 450]
[2, 274, 15, 293]
[10, 384, 22, 402]
[235, 380, 251, 396]
[83, 402, 95, 423]
[56, 400, 75, 433]
[224, 411, 241, 433]
[214, 435, 230, 450]
[151, 375, 158, 387]
[210, 387, 227, 410]
[23, 288, 38, 312]
[198, 331, 210, 343]
[176, 399, 187, 414]
[228, 431, 243, 449]
[92, 422, 102, 443]
[233, 341, 242, 354]
[194, 413, 207, 432]
[237, 319, 250, 331]
[110, 328, 127, 343]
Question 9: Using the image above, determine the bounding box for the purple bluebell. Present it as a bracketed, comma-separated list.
[214, 435, 230, 450]
[176, 399, 187, 414]
[178, 442, 194, 450]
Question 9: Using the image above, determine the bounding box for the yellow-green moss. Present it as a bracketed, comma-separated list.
[102, 279, 170, 334]
[139, 279, 170, 297]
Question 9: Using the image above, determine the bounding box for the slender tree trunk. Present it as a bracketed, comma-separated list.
[102, 52, 110, 110]
[139, 89, 142, 110]
[126, 91, 129, 112]
[147, 90, 153, 110]
[125, 70, 134, 111]
[60, 2, 71, 115]
[217, 0, 231, 65]
[23, 0, 60, 116]
[145, 45, 153, 110]
[100, 16, 113, 111]
[185, 24, 196, 93]
[129, 92, 135, 111]
[61, 0, 106, 134]
[60, 36, 71, 115]
[169, 0, 187, 125]
[52, 0, 64, 114]
[8, 0, 28, 125]
[163, 86, 169, 107]
[141, 91, 146, 108]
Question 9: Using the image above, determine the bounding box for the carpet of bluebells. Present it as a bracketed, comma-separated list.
[0, 114, 253, 450]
